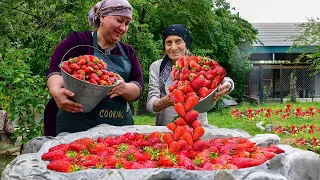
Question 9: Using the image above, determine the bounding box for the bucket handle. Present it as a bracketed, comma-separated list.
[60, 44, 117, 73]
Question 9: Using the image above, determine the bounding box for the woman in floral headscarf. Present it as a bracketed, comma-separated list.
[44, 0, 144, 136]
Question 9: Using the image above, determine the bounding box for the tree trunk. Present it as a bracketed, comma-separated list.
[290, 71, 297, 103]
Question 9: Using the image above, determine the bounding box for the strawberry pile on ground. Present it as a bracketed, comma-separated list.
[164, 55, 227, 154]
[61, 55, 119, 86]
[41, 134, 284, 172]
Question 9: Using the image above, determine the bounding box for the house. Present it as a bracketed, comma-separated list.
[244, 22, 320, 102]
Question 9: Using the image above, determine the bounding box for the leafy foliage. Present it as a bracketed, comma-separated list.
[0, 48, 49, 143]
[292, 18, 320, 75]
[0, 0, 257, 142]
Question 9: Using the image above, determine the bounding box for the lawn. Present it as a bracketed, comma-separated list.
[135, 101, 320, 152]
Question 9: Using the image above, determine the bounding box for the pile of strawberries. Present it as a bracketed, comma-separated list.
[61, 55, 118, 86]
[41, 133, 284, 172]
[164, 55, 227, 154]
[42, 55, 285, 173]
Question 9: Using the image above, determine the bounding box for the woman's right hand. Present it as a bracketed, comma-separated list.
[51, 87, 83, 113]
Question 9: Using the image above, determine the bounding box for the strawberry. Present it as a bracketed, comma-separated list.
[62, 63, 72, 74]
[47, 160, 78, 172]
[174, 103, 185, 117]
[166, 122, 176, 132]
[190, 76, 205, 89]
[177, 139, 187, 151]
[210, 80, 217, 90]
[267, 144, 285, 154]
[184, 110, 199, 123]
[131, 162, 144, 169]
[193, 126, 205, 140]
[162, 132, 174, 144]
[90, 143, 106, 154]
[143, 160, 157, 168]
[229, 157, 263, 168]
[189, 61, 201, 71]
[81, 154, 101, 167]
[185, 96, 199, 111]
[192, 140, 208, 151]
[181, 83, 193, 93]
[70, 63, 80, 71]
[193, 149, 210, 166]
[173, 126, 185, 140]
[148, 131, 161, 139]
[191, 120, 202, 129]
[175, 117, 187, 126]
[176, 155, 197, 170]
[198, 87, 209, 98]
[48, 144, 70, 153]
[158, 155, 176, 167]
[169, 141, 181, 154]
[182, 132, 194, 146]
[173, 89, 184, 103]
[70, 142, 87, 152]
[41, 150, 65, 161]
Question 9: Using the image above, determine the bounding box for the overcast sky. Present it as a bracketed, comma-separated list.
[225, 0, 320, 23]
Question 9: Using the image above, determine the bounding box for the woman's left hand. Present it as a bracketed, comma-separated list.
[108, 77, 127, 99]
[212, 78, 231, 103]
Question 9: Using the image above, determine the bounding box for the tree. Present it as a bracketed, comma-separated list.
[292, 18, 320, 75]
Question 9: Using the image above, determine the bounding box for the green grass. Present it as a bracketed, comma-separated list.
[0, 155, 15, 175]
[133, 101, 320, 150]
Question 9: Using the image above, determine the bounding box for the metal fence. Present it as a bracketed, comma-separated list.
[244, 63, 320, 103]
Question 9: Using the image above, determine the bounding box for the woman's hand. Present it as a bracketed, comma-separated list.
[212, 78, 231, 103]
[108, 76, 127, 99]
[50, 87, 83, 113]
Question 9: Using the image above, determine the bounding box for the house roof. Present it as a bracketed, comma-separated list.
[252, 23, 305, 47]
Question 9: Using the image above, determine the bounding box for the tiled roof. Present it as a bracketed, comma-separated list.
[252, 23, 305, 46]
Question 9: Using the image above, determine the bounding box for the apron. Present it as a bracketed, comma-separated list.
[56, 31, 133, 135]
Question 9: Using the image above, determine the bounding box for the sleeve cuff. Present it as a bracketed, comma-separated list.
[129, 81, 143, 102]
[146, 96, 159, 114]
[224, 77, 234, 93]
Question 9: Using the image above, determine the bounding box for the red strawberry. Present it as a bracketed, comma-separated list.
[182, 132, 194, 146]
[174, 103, 185, 117]
[177, 139, 187, 151]
[193, 126, 205, 140]
[166, 122, 176, 132]
[184, 110, 199, 123]
[185, 96, 199, 111]
[148, 131, 161, 139]
[175, 117, 187, 126]
[189, 60, 201, 72]
[162, 132, 174, 144]
[193, 149, 210, 166]
[169, 141, 181, 154]
[210, 81, 217, 90]
[48, 144, 70, 153]
[173, 126, 185, 140]
[198, 87, 209, 98]
[41, 150, 65, 161]
[173, 89, 184, 103]
[158, 155, 176, 167]
[143, 160, 157, 168]
[90, 143, 106, 154]
[70, 63, 80, 71]
[47, 160, 78, 172]
[192, 140, 208, 151]
[190, 76, 205, 89]
[191, 120, 202, 129]
[229, 157, 263, 168]
[181, 83, 193, 93]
